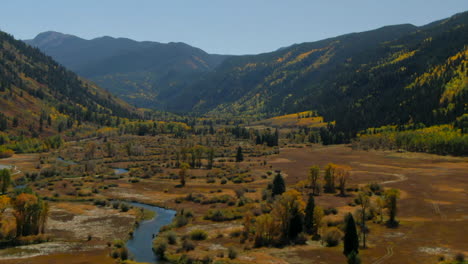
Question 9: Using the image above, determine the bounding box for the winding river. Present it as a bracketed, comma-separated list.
[127, 202, 176, 263]
[55, 158, 175, 263]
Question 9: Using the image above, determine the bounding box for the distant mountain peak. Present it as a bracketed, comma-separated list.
[26, 31, 83, 48]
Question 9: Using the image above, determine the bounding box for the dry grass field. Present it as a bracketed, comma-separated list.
[1, 143, 466, 264]
[266, 145, 468, 264]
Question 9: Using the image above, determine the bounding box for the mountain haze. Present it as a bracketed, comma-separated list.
[25, 32, 229, 108]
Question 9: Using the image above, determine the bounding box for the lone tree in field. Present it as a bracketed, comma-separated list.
[324, 163, 336, 193]
[207, 148, 215, 169]
[272, 173, 286, 197]
[384, 188, 400, 226]
[236, 146, 244, 162]
[343, 213, 359, 256]
[304, 193, 315, 234]
[335, 166, 350, 196]
[308, 165, 320, 195]
[356, 191, 370, 248]
[0, 169, 11, 194]
[178, 163, 190, 187]
[375, 196, 385, 223]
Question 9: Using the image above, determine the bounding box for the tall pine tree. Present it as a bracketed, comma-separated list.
[343, 213, 359, 256]
[272, 173, 286, 197]
[304, 193, 315, 234]
[236, 146, 244, 162]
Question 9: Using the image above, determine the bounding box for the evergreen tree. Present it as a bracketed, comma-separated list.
[304, 193, 315, 234]
[0, 169, 11, 194]
[0, 113, 7, 131]
[236, 146, 244, 162]
[272, 173, 286, 197]
[343, 213, 359, 256]
[274, 129, 279, 146]
[288, 206, 303, 241]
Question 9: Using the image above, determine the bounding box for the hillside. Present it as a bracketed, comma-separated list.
[171, 11, 467, 136]
[24, 12, 468, 138]
[0, 30, 137, 140]
[25, 32, 229, 108]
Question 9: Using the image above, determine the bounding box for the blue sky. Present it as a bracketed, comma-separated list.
[1, 0, 467, 55]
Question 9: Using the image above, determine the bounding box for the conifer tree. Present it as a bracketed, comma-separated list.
[272, 173, 286, 197]
[343, 213, 359, 256]
[0, 169, 11, 194]
[304, 193, 315, 234]
[236, 146, 244, 162]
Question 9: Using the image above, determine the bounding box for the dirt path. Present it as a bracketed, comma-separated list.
[372, 245, 394, 264]
[351, 171, 408, 185]
[0, 164, 21, 175]
[11, 166, 21, 175]
[380, 173, 407, 185]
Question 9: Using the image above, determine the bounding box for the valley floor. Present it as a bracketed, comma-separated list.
[1, 145, 467, 264]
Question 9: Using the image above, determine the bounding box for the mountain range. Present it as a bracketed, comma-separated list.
[23, 11, 468, 135]
[25, 33, 228, 109]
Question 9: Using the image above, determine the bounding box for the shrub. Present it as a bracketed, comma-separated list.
[323, 227, 343, 247]
[184, 210, 194, 218]
[206, 178, 215, 184]
[190, 229, 208, 240]
[294, 232, 308, 245]
[112, 201, 120, 209]
[113, 239, 125, 248]
[174, 214, 188, 227]
[368, 182, 383, 195]
[324, 207, 338, 215]
[94, 199, 108, 206]
[0, 148, 14, 158]
[119, 247, 128, 260]
[455, 252, 465, 263]
[229, 229, 242, 238]
[165, 231, 177, 245]
[111, 250, 119, 259]
[173, 209, 193, 227]
[182, 239, 195, 251]
[120, 203, 130, 212]
[228, 247, 238, 259]
[153, 238, 167, 258]
[204, 209, 243, 222]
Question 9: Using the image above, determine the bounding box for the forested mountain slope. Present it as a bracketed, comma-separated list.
[24, 12, 467, 138]
[0, 30, 137, 138]
[172, 11, 467, 135]
[25, 32, 229, 108]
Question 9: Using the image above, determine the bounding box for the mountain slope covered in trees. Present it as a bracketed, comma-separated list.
[25, 32, 228, 108]
[24, 12, 467, 138]
[0, 30, 138, 140]
[172, 11, 467, 136]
